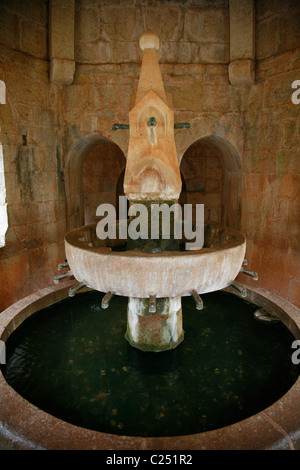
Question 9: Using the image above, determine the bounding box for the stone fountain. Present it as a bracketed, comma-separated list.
[63, 31, 251, 352]
[0, 31, 299, 451]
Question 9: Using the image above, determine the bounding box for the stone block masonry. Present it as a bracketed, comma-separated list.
[0, 0, 299, 312]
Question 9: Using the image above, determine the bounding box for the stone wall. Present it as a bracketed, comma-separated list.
[237, 0, 300, 306]
[0, 0, 63, 309]
[0, 0, 48, 59]
[74, 0, 229, 65]
[0, 44, 66, 309]
[0, 0, 299, 311]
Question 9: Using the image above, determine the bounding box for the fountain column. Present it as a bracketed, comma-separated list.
[123, 31, 184, 352]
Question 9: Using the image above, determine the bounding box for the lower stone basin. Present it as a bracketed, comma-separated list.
[65, 223, 246, 298]
[0, 282, 299, 450]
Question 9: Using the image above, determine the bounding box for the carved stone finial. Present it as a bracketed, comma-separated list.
[139, 30, 159, 51]
[124, 32, 181, 202]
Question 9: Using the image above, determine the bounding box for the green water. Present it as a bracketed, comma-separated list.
[2, 291, 299, 437]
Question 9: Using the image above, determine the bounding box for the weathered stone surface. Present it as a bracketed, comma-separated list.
[126, 297, 184, 352]
[229, 59, 255, 87]
[19, 20, 47, 60]
[124, 32, 181, 202]
[100, 6, 137, 42]
[229, 0, 255, 86]
[4, 0, 48, 25]
[159, 41, 198, 64]
[145, 7, 181, 42]
[256, 15, 280, 61]
[183, 10, 204, 42]
[49, 0, 75, 60]
[229, 0, 255, 61]
[256, 0, 300, 60]
[202, 8, 229, 43]
[170, 84, 203, 111]
[111, 42, 138, 64]
[75, 5, 100, 43]
[200, 42, 229, 64]
[75, 41, 112, 64]
[0, 7, 20, 50]
[50, 58, 75, 85]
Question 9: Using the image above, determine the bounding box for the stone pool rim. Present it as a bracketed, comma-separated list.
[0, 280, 299, 450]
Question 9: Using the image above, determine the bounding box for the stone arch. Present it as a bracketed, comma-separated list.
[180, 135, 242, 230]
[64, 134, 126, 230]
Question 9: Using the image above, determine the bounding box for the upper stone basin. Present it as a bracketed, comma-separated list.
[65, 223, 246, 298]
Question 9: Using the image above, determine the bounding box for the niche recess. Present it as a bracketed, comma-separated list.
[65, 135, 126, 229]
[180, 135, 242, 229]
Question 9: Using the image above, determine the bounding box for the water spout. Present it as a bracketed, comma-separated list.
[69, 282, 86, 297]
[174, 122, 191, 129]
[230, 282, 247, 297]
[240, 268, 258, 280]
[54, 271, 73, 284]
[111, 123, 129, 131]
[149, 295, 156, 314]
[58, 261, 69, 271]
[254, 308, 280, 323]
[101, 291, 115, 309]
[191, 290, 204, 310]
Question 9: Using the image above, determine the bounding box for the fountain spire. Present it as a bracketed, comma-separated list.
[134, 31, 168, 106]
[123, 32, 184, 351]
[124, 30, 182, 203]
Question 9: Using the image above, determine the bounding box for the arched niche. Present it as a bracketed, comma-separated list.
[180, 135, 242, 230]
[64, 134, 126, 230]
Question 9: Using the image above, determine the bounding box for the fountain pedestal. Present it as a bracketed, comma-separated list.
[126, 297, 184, 352]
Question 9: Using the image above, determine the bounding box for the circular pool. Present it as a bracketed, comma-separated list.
[0, 282, 299, 449]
